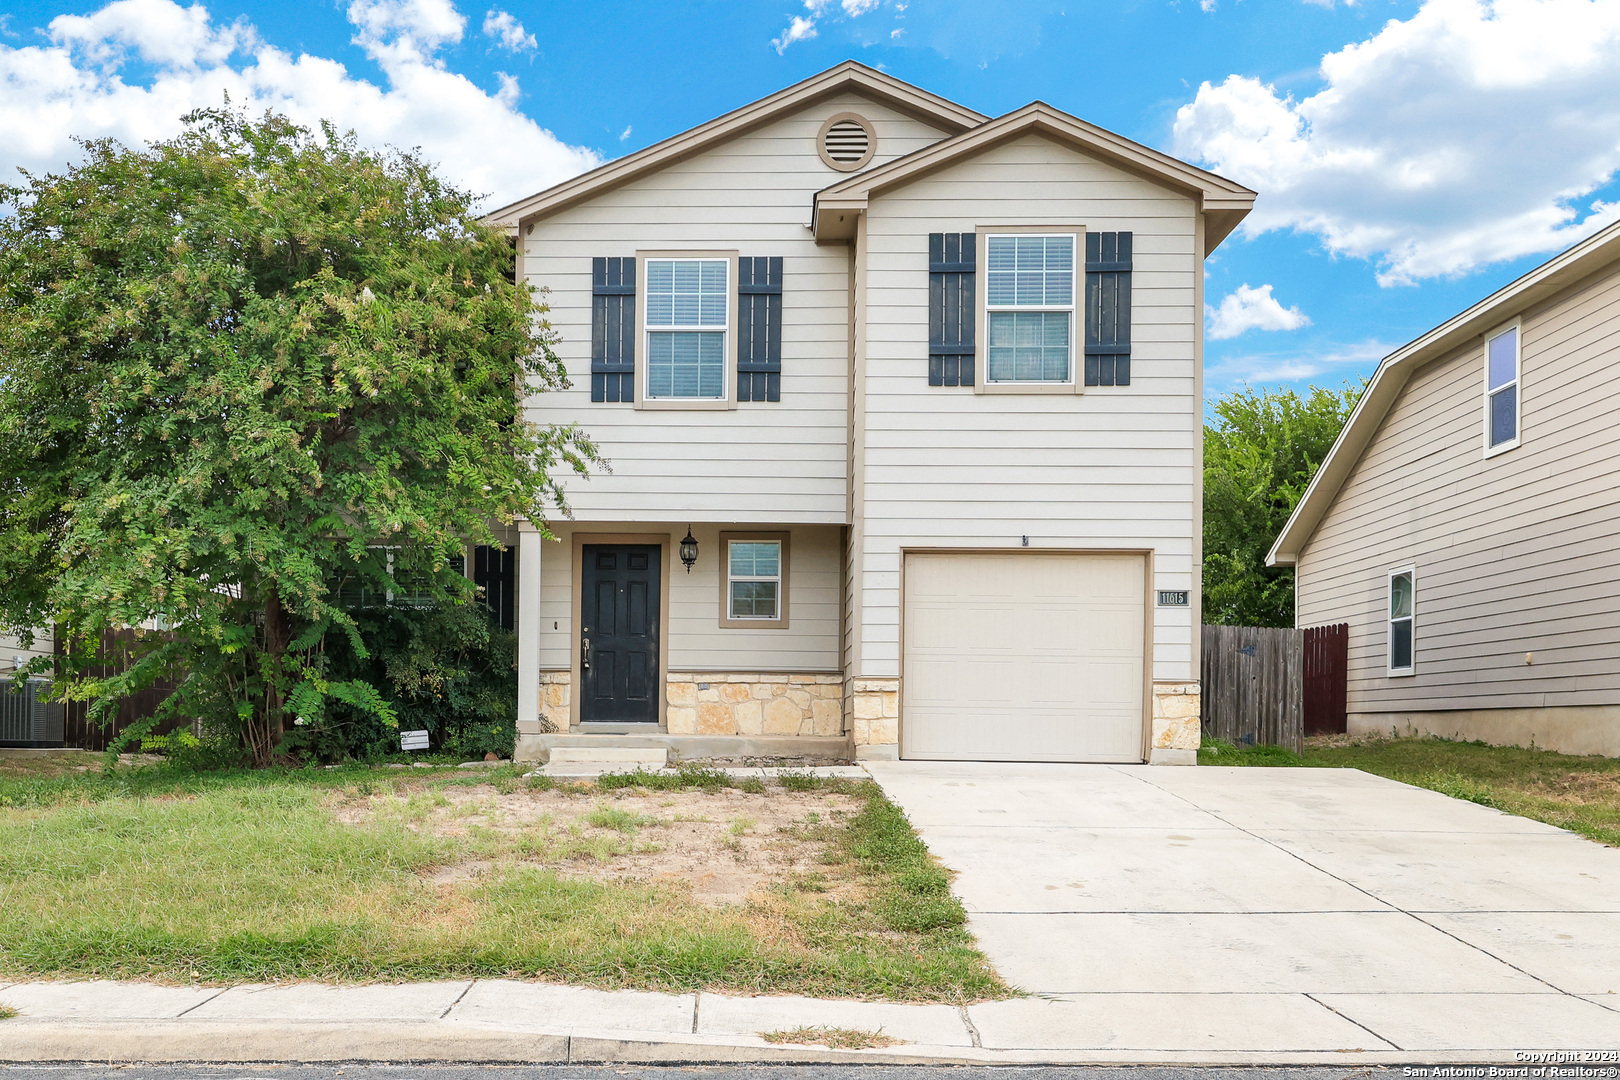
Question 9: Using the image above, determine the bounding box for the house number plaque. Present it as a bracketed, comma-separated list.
[1156, 590, 1190, 607]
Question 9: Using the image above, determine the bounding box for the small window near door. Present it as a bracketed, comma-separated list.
[1485, 323, 1520, 454]
[719, 532, 790, 628]
[1389, 568, 1415, 676]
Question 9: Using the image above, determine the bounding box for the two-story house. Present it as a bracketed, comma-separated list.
[486, 62, 1254, 765]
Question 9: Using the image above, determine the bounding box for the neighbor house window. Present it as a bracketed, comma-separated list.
[985, 234, 1075, 383]
[1389, 568, 1415, 675]
[720, 533, 790, 628]
[645, 258, 727, 399]
[1485, 323, 1520, 453]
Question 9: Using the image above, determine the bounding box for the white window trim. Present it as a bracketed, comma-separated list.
[1483, 318, 1522, 458]
[718, 531, 790, 629]
[636, 250, 739, 412]
[1387, 565, 1416, 677]
[975, 225, 1086, 395]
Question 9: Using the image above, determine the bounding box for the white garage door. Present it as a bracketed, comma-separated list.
[902, 552, 1146, 763]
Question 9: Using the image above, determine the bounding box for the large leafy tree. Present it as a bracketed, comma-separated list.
[0, 109, 593, 764]
[1203, 384, 1361, 628]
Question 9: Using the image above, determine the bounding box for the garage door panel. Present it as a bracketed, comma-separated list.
[1084, 661, 1141, 706]
[902, 553, 1146, 764]
[1024, 660, 1083, 703]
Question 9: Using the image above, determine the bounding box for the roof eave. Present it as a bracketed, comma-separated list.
[482, 62, 987, 231]
[811, 102, 1255, 244]
[812, 196, 867, 242]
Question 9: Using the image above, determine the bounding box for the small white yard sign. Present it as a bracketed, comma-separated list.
[399, 729, 430, 752]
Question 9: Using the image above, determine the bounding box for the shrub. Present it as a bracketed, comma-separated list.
[305, 602, 516, 762]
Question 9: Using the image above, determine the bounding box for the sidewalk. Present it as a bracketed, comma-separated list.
[0, 976, 1529, 1064]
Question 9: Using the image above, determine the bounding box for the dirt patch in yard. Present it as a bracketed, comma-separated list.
[1521, 771, 1620, 804]
[333, 783, 862, 906]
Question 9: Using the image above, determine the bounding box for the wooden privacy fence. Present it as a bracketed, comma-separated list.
[1303, 622, 1349, 736]
[53, 628, 190, 752]
[1201, 624, 1303, 753]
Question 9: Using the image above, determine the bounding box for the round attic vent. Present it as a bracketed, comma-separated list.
[818, 113, 875, 172]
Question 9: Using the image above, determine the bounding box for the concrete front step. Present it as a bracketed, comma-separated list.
[546, 747, 671, 766]
[516, 732, 854, 766]
[539, 745, 670, 778]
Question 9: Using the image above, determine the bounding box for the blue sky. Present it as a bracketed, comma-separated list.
[5, 0, 1620, 402]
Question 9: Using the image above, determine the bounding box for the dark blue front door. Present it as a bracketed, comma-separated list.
[580, 545, 660, 724]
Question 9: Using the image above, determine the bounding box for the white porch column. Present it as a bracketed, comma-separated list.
[515, 523, 543, 737]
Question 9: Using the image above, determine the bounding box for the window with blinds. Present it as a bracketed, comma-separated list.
[985, 233, 1076, 384]
[645, 258, 728, 400]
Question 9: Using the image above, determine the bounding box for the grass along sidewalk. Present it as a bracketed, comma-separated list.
[0, 760, 1006, 1001]
[1201, 734, 1620, 846]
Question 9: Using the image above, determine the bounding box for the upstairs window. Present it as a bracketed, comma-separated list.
[1485, 323, 1520, 453]
[646, 258, 727, 399]
[985, 234, 1075, 383]
[1388, 568, 1415, 676]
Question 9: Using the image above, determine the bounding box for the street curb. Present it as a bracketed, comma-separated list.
[0, 1019, 1525, 1065]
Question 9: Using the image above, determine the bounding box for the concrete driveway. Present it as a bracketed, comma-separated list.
[865, 761, 1620, 1053]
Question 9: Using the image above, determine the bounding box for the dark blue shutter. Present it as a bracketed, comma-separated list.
[928, 232, 976, 387]
[591, 257, 635, 403]
[1085, 232, 1132, 387]
[737, 257, 783, 403]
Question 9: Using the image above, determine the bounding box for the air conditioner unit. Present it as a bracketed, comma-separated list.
[0, 678, 66, 747]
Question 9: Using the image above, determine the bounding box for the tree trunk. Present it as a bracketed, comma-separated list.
[259, 585, 290, 766]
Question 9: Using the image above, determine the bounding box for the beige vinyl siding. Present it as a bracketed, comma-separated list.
[538, 524, 842, 673]
[1296, 259, 1620, 712]
[523, 92, 949, 525]
[1, 631, 53, 671]
[858, 133, 1200, 682]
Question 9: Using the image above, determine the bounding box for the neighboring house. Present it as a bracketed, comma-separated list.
[1270, 219, 1620, 758]
[487, 62, 1254, 765]
[0, 630, 52, 675]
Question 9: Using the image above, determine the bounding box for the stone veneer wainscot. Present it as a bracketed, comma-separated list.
[666, 673, 843, 737]
[1150, 682, 1201, 765]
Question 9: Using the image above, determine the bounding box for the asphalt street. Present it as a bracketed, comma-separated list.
[0, 1067, 1428, 1080]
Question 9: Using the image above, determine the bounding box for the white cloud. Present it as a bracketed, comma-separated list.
[0, 0, 598, 209]
[618, 124, 632, 141]
[1200, 0, 1217, 12]
[347, 0, 464, 57]
[494, 71, 519, 107]
[51, 0, 248, 68]
[1172, 0, 1620, 285]
[1206, 283, 1311, 340]
[771, 15, 818, 53]
[774, 0, 885, 51]
[481, 8, 535, 53]
[1204, 340, 1389, 391]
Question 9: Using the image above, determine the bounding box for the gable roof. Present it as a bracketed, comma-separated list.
[810, 101, 1256, 249]
[483, 62, 987, 230]
[1267, 218, 1620, 568]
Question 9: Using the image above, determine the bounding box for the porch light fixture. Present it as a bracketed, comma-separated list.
[679, 527, 699, 573]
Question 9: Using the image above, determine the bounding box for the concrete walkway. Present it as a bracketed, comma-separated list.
[865, 761, 1620, 1055]
[3, 763, 1619, 1063]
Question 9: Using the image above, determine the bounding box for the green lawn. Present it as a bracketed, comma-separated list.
[1201, 734, 1620, 846]
[0, 760, 1006, 1001]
